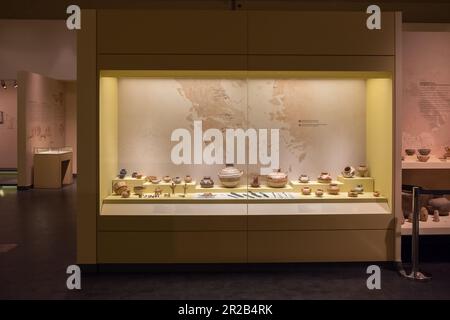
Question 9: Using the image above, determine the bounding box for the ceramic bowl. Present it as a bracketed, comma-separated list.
[163, 176, 172, 183]
[418, 148, 431, 156]
[348, 190, 358, 197]
[405, 149, 416, 156]
[417, 154, 430, 162]
[301, 187, 312, 195]
[373, 191, 380, 197]
[151, 178, 161, 184]
[315, 189, 324, 197]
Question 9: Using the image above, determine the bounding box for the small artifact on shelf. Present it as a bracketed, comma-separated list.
[266, 169, 288, 188]
[183, 183, 188, 196]
[405, 149, 416, 156]
[113, 181, 128, 195]
[445, 146, 450, 158]
[357, 165, 368, 177]
[250, 176, 260, 188]
[373, 191, 380, 197]
[200, 176, 214, 188]
[341, 166, 355, 178]
[135, 174, 143, 179]
[154, 187, 162, 198]
[170, 182, 176, 195]
[131, 172, 138, 178]
[184, 175, 192, 183]
[151, 177, 161, 184]
[348, 190, 358, 197]
[327, 183, 340, 195]
[133, 186, 145, 198]
[163, 176, 172, 183]
[417, 154, 430, 162]
[315, 189, 324, 197]
[118, 168, 127, 179]
[173, 176, 182, 184]
[146, 175, 156, 182]
[318, 172, 332, 183]
[428, 197, 450, 216]
[420, 207, 429, 222]
[418, 148, 431, 156]
[407, 213, 413, 223]
[433, 210, 440, 222]
[164, 193, 170, 198]
[121, 189, 130, 198]
[355, 184, 364, 194]
[200, 192, 215, 198]
[218, 163, 243, 188]
[301, 186, 312, 195]
[299, 174, 310, 183]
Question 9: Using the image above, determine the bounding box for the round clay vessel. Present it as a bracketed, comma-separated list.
[418, 148, 431, 156]
[113, 181, 128, 195]
[417, 154, 430, 162]
[341, 166, 355, 178]
[348, 190, 358, 197]
[266, 169, 288, 188]
[184, 175, 192, 183]
[146, 175, 156, 182]
[357, 165, 368, 177]
[318, 172, 332, 183]
[405, 149, 416, 156]
[299, 174, 310, 183]
[327, 183, 340, 195]
[355, 184, 364, 194]
[118, 168, 127, 179]
[173, 176, 182, 184]
[151, 178, 161, 184]
[121, 190, 130, 198]
[163, 176, 172, 183]
[132, 172, 138, 178]
[200, 176, 214, 188]
[218, 164, 243, 188]
[373, 191, 380, 197]
[250, 176, 260, 188]
[135, 174, 143, 179]
[315, 189, 324, 197]
[301, 187, 312, 195]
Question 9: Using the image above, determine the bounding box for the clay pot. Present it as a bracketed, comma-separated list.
[315, 189, 324, 197]
[163, 176, 172, 183]
[299, 174, 310, 183]
[173, 176, 182, 184]
[218, 164, 243, 188]
[266, 169, 288, 188]
[433, 210, 440, 222]
[151, 178, 161, 184]
[428, 198, 450, 216]
[348, 190, 358, 197]
[250, 176, 260, 188]
[418, 148, 431, 156]
[133, 186, 145, 198]
[118, 168, 127, 179]
[184, 175, 192, 183]
[420, 207, 429, 222]
[146, 175, 156, 182]
[341, 166, 355, 178]
[405, 149, 416, 156]
[121, 189, 130, 198]
[318, 172, 332, 183]
[327, 183, 340, 195]
[113, 181, 128, 195]
[355, 184, 364, 194]
[417, 154, 430, 162]
[301, 187, 312, 195]
[373, 191, 380, 197]
[357, 165, 368, 177]
[200, 176, 214, 188]
[135, 174, 143, 179]
[131, 172, 138, 178]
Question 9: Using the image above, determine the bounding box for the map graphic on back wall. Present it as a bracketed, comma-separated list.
[118, 78, 366, 181]
[403, 32, 450, 155]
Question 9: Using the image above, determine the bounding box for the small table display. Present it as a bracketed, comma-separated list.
[33, 147, 73, 189]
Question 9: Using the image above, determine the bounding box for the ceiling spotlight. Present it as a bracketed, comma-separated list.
[13, 80, 18, 88]
[1, 80, 6, 89]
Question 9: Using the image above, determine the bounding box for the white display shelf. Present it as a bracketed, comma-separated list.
[401, 215, 450, 235]
[402, 155, 449, 169]
[194, 184, 294, 192]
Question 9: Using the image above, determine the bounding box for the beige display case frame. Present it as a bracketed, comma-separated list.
[77, 10, 402, 265]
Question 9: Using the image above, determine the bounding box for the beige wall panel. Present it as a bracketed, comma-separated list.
[97, 10, 247, 54]
[248, 230, 395, 262]
[247, 55, 394, 72]
[98, 215, 247, 231]
[248, 11, 395, 55]
[77, 10, 98, 265]
[98, 54, 247, 71]
[98, 231, 247, 263]
[249, 214, 394, 231]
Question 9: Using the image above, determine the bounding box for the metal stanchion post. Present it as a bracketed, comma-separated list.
[400, 186, 431, 281]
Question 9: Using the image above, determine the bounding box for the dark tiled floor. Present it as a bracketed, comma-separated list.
[1, 182, 450, 300]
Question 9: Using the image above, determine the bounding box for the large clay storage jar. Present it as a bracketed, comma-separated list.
[218, 164, 243, 188]
[200, 176, 214, 188]
[266, 169, 288, 188]
[327, 183, 340, 195]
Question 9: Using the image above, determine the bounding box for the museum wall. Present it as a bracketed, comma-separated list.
[402, 31, 450, 157]
[117, 78, 366, 180]
[0, 86, 18, 169]
[0, 20, 76, 81]
[18, 71, 66, 187]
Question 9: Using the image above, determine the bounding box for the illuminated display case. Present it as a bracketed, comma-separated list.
[77, 10, 401, 264]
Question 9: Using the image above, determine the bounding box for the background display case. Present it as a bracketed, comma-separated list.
[77, 10, 401, 265]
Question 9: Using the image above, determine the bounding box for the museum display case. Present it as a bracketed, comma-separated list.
[77, 10, 401, 264]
